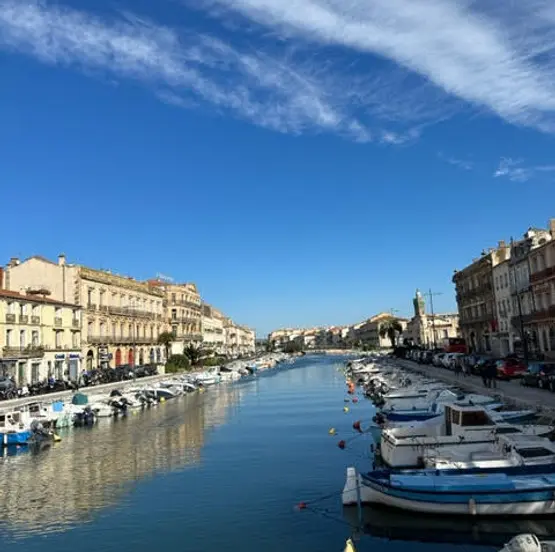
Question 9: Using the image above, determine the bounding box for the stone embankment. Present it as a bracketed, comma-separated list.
[397, 359, 555, 418]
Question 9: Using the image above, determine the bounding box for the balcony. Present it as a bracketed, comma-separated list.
[87, 335, 158, 345]
[98, 305, 110, 314]
[19, 315, 29, 324]
[530, 266, 555, 284]
[72, 319, 80, 328]
[460, 313, 494, 325]
[54, 317, 63, 327]
[31, 316, 41, 325]
[513, 305, 555, 325]
[168, 300, 201, 310]
[88, 335, 108, 344]
[87, 303, 97, 311]
[2, 345, 45, 358]
[5, 314, 16, 323]
[183, 334, 203, 342]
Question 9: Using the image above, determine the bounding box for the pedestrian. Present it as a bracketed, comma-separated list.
[454, 360, 462, 377]
[481, 363, 489, 388]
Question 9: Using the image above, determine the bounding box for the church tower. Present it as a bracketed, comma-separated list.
[413, 289, 425, 317]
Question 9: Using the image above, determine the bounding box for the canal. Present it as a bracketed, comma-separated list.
[0, 355, 547, 551]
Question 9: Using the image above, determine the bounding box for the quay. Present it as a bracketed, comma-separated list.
[396, 359, 555, 417]
[0, 372, 171, 410]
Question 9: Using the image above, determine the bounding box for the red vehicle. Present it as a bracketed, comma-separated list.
[496, 358, 527, 379]
[443, 337, 467, 354]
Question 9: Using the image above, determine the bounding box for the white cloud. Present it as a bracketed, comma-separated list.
[0, 0, 377, 140]
[438, 152, 473, 170]
[201, 0, 555, 132]
[493, 157, 555, 182]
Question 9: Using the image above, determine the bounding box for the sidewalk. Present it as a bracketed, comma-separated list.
[397, 359, 555, 417]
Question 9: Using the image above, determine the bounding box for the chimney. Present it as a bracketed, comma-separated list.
[498, 240, 506, 249]
[550, 219, 555, 237]
[58, 253, 66, 266]
[8, 257, 19, 267]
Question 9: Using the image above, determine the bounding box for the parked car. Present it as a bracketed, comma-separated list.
[496, 357, 527, 380]
[448, 353, 466, 371]
[432, 353, 446, 367]
[537, 363, 555, 391]
[421, 351, 434, 364]
[521, 362, 547, 387]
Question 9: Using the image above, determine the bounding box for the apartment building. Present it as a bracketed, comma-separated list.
[201, 304, 226, 355]
[5, 255, 166, 370]
[0, 289, 82, 384]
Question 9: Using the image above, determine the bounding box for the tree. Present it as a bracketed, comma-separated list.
[283, 341, 303, 354]
[158, 332, 174, 361]
[379, 318, 403, 349]
[184, 344, 203, 366]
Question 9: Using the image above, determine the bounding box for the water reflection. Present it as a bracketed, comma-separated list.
[344, 506, 555, 548]
[0, 385, 241, 537]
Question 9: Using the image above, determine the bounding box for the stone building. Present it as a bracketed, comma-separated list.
[525, 222, 555, 358]
[406, 290, 459, 348]
[147, 281, 203, 354]
[5, 255, 166, 371]
[201, 304, 226, 355]
[0, 288, 82, 384]
[354, 313, 408, 349]
[453, 244, 510, 354]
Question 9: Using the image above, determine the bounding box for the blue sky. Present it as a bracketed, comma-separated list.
[1, 0, 555, 336]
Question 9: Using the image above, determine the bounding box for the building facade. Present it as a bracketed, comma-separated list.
[147, 281, 203, 355]
[0, 289, 82, 385]
[201, 304, 226, 355]
[354, 313, 408, 349]
[492, 259, 514, 357]
[526, 223, 555, 358]
[453, 244, 510, 354]
[406, 289, 459, 348]
[5, 255, 167, 371]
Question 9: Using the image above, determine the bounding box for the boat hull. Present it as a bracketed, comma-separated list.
[0, 430, 32, 446]
[343, 468, 555, 516]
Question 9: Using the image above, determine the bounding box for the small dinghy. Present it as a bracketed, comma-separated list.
[499, 534, 555, 552]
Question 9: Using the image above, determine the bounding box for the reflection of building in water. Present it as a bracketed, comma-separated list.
[0, 395, 207, 533]
[202, 385, 242, 431]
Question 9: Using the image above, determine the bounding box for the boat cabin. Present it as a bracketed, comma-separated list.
[0, 411, 25, 431]
[444, 404, 496, 436]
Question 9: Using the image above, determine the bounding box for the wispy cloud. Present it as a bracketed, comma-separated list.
[200, 0, 555, 133]
[0, 0, 380, 140]
[493, 157, 555, 182]
[438, 152, 473, 170]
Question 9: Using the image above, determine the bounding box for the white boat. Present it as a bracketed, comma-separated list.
[195, 372, 219, 386]
[343, 466, 555, 515]
[88, 402, 114, 418]
[424, 433, 555, 470]
[379, 403, 553, 468]
[499, 534, 555, 552]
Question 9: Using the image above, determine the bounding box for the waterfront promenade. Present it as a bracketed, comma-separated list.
[397, 359, 555, 416]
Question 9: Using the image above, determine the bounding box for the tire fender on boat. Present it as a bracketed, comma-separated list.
[468, 498, 477, 516]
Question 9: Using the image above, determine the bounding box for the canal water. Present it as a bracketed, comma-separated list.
[0, 355, 548, 551]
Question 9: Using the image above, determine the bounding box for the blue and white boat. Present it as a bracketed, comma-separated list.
[0, 410, 32, 446]
[343, 466, 555, 516]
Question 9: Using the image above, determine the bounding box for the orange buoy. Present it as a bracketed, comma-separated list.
[353, 420, 362, 432]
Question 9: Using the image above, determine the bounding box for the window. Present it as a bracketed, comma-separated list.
[112, 323, 116, 338]
[171, 293, 176, 304]
[31, 363, 40, 384]
[87, 288, 94, 306]
[99, 290, 105, 306]
[504, 273, 508, 287]
[5, 329, 12, 347]
[550, 327, 555, 351]
[87, 321, 94, 337]
[55, 307, 61, 317]
[55, 330, 62, 349]
[99, 322, 105, 337]
[72, 332, 79, 348]
[19, 330, 25, 348]
[31, 330, 39, 347]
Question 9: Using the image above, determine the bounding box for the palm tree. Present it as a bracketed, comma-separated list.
[157, 331, 174, 361]
[379, 318, 403, 349]
[184, 344, 203, 366]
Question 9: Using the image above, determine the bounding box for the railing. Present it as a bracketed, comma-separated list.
[54, 317, 63, 327]
[460, 313, 494, 325]
[171, 316, 198, 324]
[87, 303, 97, 311]
[530, 266, 555, 284]
[19, 315, 29, 324]
[31, 316, 41, 325]
[98, 305, 110, 314]
[169, 300, 201, 310]
[72, 319, 80, 328]
[87, 335, 159, 345]
[514, 305, 555, 324]
[183, 334, 203, 342]
[2, 346, 45, 358]
[5, 314, 16, 323]
[456, 282, 493, 301]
